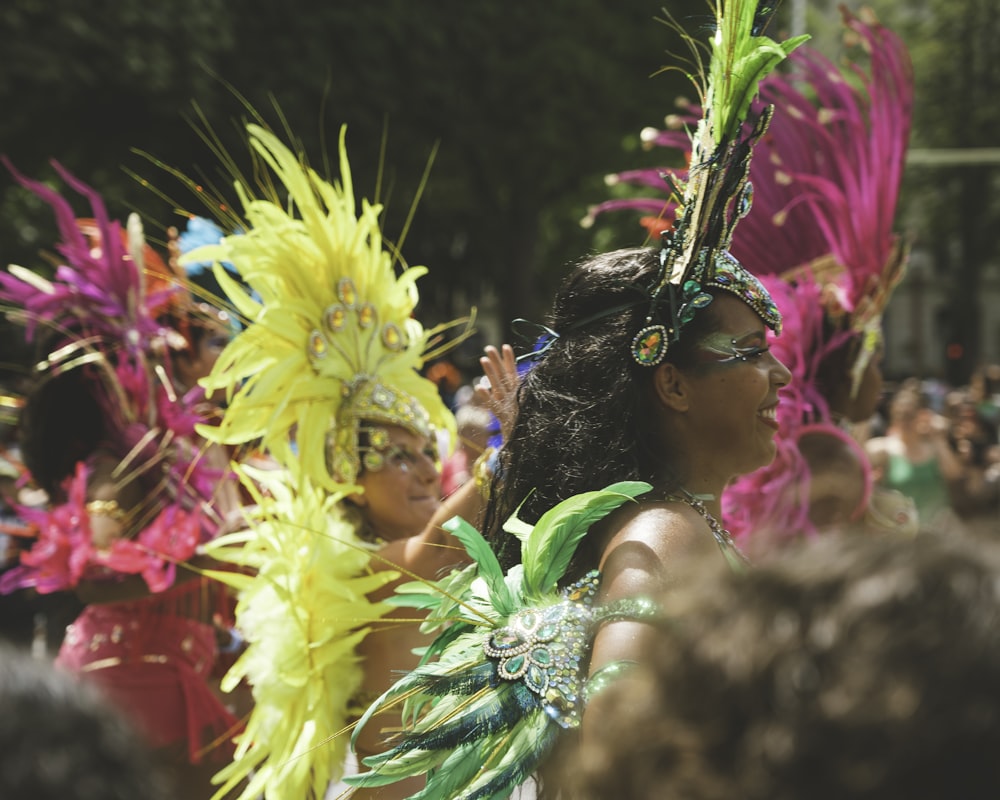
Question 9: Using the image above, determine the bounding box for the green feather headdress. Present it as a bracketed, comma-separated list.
[629, 0, 808, 367]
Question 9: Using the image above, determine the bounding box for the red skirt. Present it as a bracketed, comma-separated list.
[56, 581, 241, 764]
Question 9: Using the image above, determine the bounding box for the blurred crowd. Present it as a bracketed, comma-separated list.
[860, 365, 1000, 536]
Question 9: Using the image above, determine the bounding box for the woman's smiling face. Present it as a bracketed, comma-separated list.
[680, 294, 793, 484]
[354, 424, 442, 542]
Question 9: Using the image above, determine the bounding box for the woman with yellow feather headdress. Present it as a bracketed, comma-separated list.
[179, 122, 516, 800]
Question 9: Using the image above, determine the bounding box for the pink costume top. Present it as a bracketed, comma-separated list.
[58, 578, 238, 763]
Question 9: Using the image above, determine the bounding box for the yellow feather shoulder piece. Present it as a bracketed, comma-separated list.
[203, 462, 399, 800]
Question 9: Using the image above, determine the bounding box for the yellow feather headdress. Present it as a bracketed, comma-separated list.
[182, 124, 456, 491]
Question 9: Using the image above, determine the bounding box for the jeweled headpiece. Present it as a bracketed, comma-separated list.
[182, 125, 456, 490]
[601, 8, 911, 388]
[625, 2, 806, 367]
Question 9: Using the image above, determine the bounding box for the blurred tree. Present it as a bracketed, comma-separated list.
[211, 0, 706, 330]
[0, 0, 237, 263]
[887, 0, 1000, 385]
[0, 0, 703, 343]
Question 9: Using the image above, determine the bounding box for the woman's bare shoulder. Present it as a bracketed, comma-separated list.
[597, 499, 714, 602]
[600, 498, 708, 554]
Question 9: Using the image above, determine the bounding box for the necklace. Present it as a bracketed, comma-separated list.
[666, 488, 749, 566]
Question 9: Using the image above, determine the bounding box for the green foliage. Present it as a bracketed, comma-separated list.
[9, 0, 990, 383]
[883, 0, 1000, 380]
[0, 0, 236, 265]
[0, 0, 779, 350]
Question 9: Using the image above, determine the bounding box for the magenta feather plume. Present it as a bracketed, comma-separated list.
[731, 7, 914, 313]
[0, 162, 227, 594]
[721, 275, 835, 544]
[0, 158, 176, 351]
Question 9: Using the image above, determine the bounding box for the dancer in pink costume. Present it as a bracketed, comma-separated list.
[0, 161, 244, 798]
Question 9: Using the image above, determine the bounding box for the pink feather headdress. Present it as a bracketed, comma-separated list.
[0, 161, 227, 594]
[731, 6, 913, 396]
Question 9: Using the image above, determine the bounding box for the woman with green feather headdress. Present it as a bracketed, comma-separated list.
[347, 2, 804, 798]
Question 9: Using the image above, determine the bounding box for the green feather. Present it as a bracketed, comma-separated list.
[522, 481, 650, 599]
[708, 0, 808, 141]
[444, 515, 515, 615]
[459, 710, 554, 800]
[351, 484, 649, 795]
[409, 743, 486, 800]
[418, 563, 482, 639]
[381, 591, 444, 611]
[348, 673, 422, 752]
[501, 513, 533, 542]
[349, 745, 447, 787]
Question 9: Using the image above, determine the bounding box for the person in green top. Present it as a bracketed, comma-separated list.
[866, 382, 964, 530]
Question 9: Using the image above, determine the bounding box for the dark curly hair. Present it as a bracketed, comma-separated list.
[19, 366, 107, 500]
[565, 531, 1000, 800]
[484, 246, 724, 575]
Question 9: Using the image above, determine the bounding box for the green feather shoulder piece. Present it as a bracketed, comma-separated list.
[346, 482, 654, 800]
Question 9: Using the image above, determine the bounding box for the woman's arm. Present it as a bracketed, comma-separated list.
[74, 445, 237, 605]
[583, 503, 719, 746]
[370, 478, 483, 591]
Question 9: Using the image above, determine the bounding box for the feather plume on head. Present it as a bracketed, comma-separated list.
[586, 7, 914, 548]
[0, 162, 229, 595]
[165, 120, 471, 800]
[592, 7, 912, 398]
[182, 124, 457, 492]
[620, 0, 806, 367]
[730, 5, 914, 398]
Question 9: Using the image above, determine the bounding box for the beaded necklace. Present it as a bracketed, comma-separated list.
[666, 488, 750, 569]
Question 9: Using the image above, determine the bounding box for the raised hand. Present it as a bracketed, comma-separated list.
[474, 343, 519, 442]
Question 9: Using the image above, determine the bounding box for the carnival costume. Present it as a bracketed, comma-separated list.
[587, 7, 915, 544]
[0, 161, 240, 762]
[347, 2, 804, 797]
[350, 482, 657, 798]
[176, 124, 462, 800]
